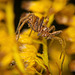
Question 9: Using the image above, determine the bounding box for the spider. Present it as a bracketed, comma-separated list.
[16, 13, 62, 40]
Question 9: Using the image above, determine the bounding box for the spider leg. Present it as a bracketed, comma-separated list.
[32, 14, 37, 25]
[51, 30, 62, 35]
[38, 17, 44, 31]
[37, 17, 44, 36]
[51, 36, 66, 71]
[33, 17, 39, 31]
[28, 15, 39, 32]
[28, 23, 33, 36]
[28, 16, 39, 36]
[17, 18, 32, 40]
[49, 25, 55, 32]
[46, 30, 62, 39]
[16, 13, 33, 34]
[29, 29, 32, 36]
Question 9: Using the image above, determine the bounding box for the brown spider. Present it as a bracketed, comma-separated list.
[16, 13, 62, 40]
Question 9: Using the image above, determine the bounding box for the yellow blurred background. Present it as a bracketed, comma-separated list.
[0, 0, 75, 75]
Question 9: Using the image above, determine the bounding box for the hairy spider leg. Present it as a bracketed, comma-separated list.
[33, 17, 39, 32]
[28, 17, 38, 36]
[16, 13, 33, 34]
[46, 30, 62, 39]
[28, 15, 37, 36]
[28, 15, 39, 36]
[52, 36, 66, 71]
[28, 23, 33, 36]
[37, 17, 44, 36]
[51, 30, 62, 35]
[48, 25, 55, 32]
[38, 17, 44, 31]
[17, 15, 33, 40]
[50, 32, 66, 66]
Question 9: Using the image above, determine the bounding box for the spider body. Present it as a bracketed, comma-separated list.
[16, 13, 62, 40]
